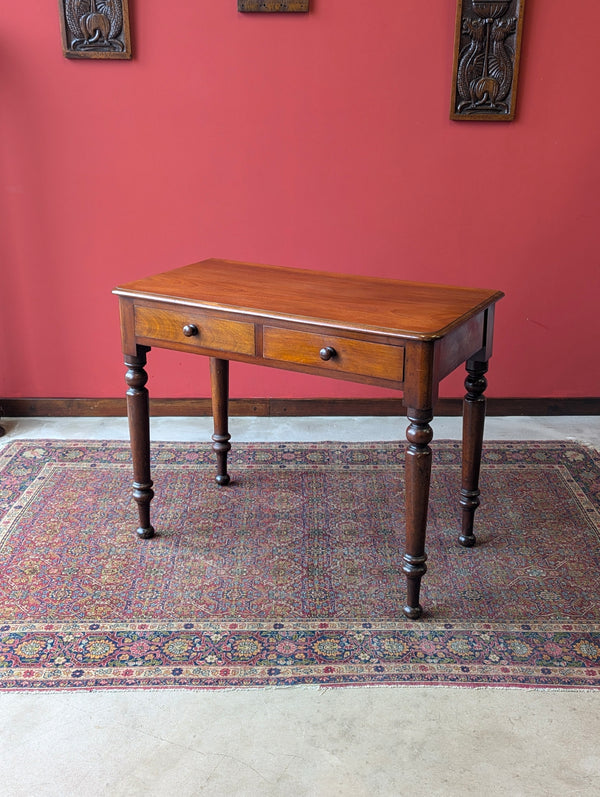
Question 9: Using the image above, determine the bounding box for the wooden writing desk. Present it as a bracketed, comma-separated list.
[114, 259, 504, 619]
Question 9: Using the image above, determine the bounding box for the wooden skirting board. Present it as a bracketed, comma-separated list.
[1, 397, 599, 417]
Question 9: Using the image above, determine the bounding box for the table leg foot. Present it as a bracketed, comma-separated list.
[460, 359, 488, 548]
[133, 480, 155, 538]
[403, 604, 423, 620]
[402, 552, 427, 619]
[403, 409, 432, 620]
[136, 524, 155, 540]
[458, 526, 477, 548]
[214, 468, 231, 487]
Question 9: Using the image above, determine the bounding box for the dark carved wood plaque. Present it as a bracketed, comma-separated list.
[238, 1, 309, 11]
[450, 0, 525, 121]
[58, 0, 132, 59]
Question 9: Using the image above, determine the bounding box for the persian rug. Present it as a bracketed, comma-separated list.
[0, 439, 599, 691]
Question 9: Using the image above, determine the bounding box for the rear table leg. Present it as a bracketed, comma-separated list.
[210, 357, 231, 486]
[459, 358, 488, 547]
[125, 346, 155, 539]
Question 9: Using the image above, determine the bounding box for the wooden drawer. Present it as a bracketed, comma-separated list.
[263, 326, 404, 382]
[134, 305, 256, 356]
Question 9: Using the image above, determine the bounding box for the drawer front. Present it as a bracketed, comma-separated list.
[263, 326, 404, 382]
[135, 305, 256, 356]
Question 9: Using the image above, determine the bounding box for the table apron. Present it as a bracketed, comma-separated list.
[122, 299, 490, 395]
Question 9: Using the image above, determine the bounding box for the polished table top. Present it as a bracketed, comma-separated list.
[114, 258, 504, 342]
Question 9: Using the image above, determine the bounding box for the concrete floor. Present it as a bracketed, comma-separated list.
[1, 416, 599, 796]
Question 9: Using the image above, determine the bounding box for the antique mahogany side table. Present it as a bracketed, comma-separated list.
[114, 259, 504, 619]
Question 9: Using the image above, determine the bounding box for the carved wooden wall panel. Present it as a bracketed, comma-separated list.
[450, 0, 525, 121]
[238, 1, 309, 12]
[58, 0, 132, 59]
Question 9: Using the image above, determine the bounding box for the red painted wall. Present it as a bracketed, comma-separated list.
[1, 1, 599, 401]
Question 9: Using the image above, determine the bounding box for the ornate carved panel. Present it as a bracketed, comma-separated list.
[238, 1, 309, 11]
[450, 0, 525, 121]
[58, 0, 132, 59]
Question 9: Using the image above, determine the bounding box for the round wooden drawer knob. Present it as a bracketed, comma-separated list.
[319, 346, 336, 361]
[182, 324, 199, 337]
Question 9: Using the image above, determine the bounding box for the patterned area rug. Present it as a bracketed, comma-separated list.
[1, 439, 599, 691]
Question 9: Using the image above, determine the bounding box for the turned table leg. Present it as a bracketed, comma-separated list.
[210, 357, 231, 486]
[403, 408, 433, 620]
[459, 358, 489, 547]
[125, 346, 155, 539]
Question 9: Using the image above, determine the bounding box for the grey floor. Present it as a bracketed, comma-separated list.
[1, 415, 599, 797]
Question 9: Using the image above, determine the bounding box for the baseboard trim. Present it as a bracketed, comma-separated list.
[1, 397, 599, 417]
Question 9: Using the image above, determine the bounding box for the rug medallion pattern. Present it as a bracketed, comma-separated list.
[0, 439, 599, 690]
